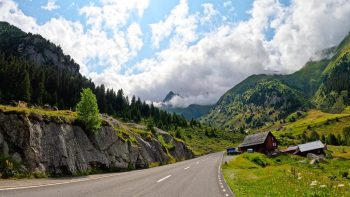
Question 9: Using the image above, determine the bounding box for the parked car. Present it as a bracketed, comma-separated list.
[226, 147, 242, 155]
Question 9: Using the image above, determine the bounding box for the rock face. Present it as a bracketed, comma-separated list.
[0, 111, 193, 175]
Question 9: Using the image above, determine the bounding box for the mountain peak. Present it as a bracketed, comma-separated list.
[163, 91, 181, 103]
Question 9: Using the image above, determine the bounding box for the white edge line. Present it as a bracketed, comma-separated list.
[219, 152, 234, 197]
[156, 175, 171, 183]
[184, 166, 190, 170]
[0, 173, 119, 191]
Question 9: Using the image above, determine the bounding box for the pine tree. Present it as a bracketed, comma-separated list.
[18, 69, 31, 102]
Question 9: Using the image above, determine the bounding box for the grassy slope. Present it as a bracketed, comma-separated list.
[201, 77, 309, 131]
[168, 125, 243, 156]
[223, 152, 350, 197]
[252, 107, 350, 145]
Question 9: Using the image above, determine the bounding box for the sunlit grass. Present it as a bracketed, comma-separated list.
[0, 104, 76, 123]
[223, 152, 350, 197]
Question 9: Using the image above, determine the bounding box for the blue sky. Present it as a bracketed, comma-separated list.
[2, 0, 350, 106]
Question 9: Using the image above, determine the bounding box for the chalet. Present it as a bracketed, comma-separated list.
[238, 131, 278, 154]
[283, 140, 326, 156]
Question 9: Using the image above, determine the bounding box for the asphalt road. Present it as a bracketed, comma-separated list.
[0, 152, 234, 197]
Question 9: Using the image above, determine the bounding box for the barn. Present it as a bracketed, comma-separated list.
[283, 140, 326, 156]
[238, 131, 278, 154]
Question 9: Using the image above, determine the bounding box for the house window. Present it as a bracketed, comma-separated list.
[273, 142, 276, 147]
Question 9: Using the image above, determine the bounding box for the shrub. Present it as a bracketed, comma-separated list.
[243, 153, 272, 167]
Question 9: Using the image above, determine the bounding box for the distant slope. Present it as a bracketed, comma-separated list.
[313, 33, 350, 113]
[164, 104, 212, 120]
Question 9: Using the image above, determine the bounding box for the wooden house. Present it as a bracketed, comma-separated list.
[238, 131, 278, 154]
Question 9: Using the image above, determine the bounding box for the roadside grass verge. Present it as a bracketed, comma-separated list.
[223, 152, 350, 197]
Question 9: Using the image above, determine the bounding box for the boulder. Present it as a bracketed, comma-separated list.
[307, 153, 327, 164]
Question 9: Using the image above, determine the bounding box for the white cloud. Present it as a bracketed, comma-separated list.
[80, 0, 149, 30]
[2, 0, 350, 108]
[41, 0, 60, 11]
[201, 3, 219, 23]
[127, 23, 143, 53]
[149, 0, 198, 49]
[103, 0, 350, 107]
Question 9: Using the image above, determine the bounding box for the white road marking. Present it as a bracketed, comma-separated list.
[221, 185, 224, 188]
[223, 189, 226, 192]
[196, 162, 200, 164]
[225, 194, 229, 196]
[184, 166, 190, 170]
[156, 175, 172, 183]
[0, 173, 119, 191]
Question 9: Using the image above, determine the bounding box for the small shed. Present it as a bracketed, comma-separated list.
[238, 131, 278, 154]
[294, 140, 326, 156]
[282, 146, 298, 154]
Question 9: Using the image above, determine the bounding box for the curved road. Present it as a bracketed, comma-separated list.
[0, 153, 233, 197]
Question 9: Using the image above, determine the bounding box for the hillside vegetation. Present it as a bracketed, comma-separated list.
[256, 107, 350, 146]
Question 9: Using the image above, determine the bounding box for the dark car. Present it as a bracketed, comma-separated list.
[226, 147, 242, 155]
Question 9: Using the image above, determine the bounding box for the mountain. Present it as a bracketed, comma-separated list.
[0, 22, 79, 74]
[313, 33, 350, 113]
[202, 32, 350, 131]
[201, 75, 309, 131]
[160, 91, 212, 120]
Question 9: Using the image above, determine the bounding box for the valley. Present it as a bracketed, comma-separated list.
[1, 1, 350, 196]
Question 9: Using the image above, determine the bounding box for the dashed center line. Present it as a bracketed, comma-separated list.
[184, 166, 190, 170]
[156, 175, 172, 183]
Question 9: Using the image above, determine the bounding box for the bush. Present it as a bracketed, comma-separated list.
[0, 155, 21, 178]
[76, 88, 101, 132]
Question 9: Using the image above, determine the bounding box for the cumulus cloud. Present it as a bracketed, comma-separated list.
[116, 0, 350, 107]
[201, 3, 219, 23]
[41, 0, 60, 11]
[149, 0, 198, 49]
[2, 0, 350, 108]
[80, 0, 149, 30]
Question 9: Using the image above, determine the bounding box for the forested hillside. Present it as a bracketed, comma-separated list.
[0, 21, 187, 130]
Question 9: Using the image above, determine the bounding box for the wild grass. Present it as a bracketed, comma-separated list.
[223, 152, 350, 197]
[0, 104, 76, 123]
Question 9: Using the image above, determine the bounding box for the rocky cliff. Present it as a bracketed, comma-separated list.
[0, 111, 193, 176]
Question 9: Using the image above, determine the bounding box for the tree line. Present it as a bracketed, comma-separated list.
[300, 127, 350, 146]
[0, 53, 187, 129]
